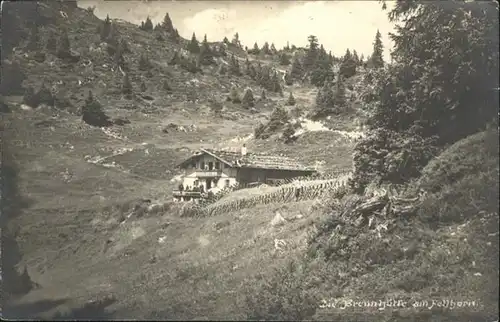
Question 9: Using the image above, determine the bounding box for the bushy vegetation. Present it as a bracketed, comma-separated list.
[352, 0, 499, 192]
[22, 83, 55, 108]
[81, 90, 112, 127]
[254, 106, 290, 139]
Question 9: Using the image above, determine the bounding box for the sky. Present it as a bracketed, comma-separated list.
[79, 0, 396, 60]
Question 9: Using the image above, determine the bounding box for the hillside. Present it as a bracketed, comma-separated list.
[2, 1, 498, 321]
[1, 1, 361, 319]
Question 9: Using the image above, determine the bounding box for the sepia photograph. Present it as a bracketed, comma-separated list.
[1, 0, 498, 320]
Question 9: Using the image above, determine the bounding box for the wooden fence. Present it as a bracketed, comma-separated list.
[198, 172, 352, 217]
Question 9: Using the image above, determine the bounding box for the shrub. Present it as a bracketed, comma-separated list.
[285, 92, 295, 106]
[350, 128, 440, 193]
[282, 123, 296, 143]
[241, 88, 255, 108]
[238, 259, 320, 321]
[268, 106, 289, 131]
[254, 122, 267, 139]
[82, 91, 112, 127]
[228, 86, 241, 104]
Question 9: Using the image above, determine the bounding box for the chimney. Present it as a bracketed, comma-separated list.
[241, 144, 247, 156]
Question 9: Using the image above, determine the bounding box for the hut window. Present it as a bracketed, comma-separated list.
[200, 161, 205, 170]
[215, 162, 220, 170]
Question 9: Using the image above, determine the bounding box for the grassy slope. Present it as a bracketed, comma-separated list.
[2, 3, 359, 319]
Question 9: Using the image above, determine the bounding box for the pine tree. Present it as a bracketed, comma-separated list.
[290, 57, 304, 80]
[284, 71, 293, 86]
[333, 75, 347, 112]
[339, 48, 357, 78]
[370, 29, 384, 68]
[286, 92, 296, 106]
[352, 50, 360, 65]
[82, 91, 111, 127]
[229, 54, 241, 76]
[142, 16, 153, 31]
[282, 123, 296, 143]
[232, 32, 240, 47]
[199, 34, 214, 65]
[122, 73, 133, 96]
[252, 42, 260, 54]
[314, 80, 335, 117]
[279, 53, 291, 66]
[262, 42, 270, 55]
[170, 28, 180, 43]
[100, 14, 112, 41]
[270, 43, 277, 54]
[268, 106, 289, 131]
[162, 12, 174, 32]
[228, 86, 241, 103]
[304, 35, 319, 70]
[187, 32, 200, 54]
[261, 89, 267, 100]
[223, 36, 230, 45]
[241, 88, 255, 108]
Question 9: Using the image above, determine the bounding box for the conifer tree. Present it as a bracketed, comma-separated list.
[199, 34, 215, 65]
[284, 71, 293, 86]
[286, 91, 296, 106]
[228, 86, 241, 103]
[100, 15, 112, 41]
[261, 89, 267, 100]
[232, 32, 241, 47]
[370, 29, 384, 68]
[279, 53, 291, 66]
[352, 49, 360, 66]
[333, 75, 347, 112]
[270, 43, 277, 54]
[82, 91, 111, 127]
[229, 54, 241, 76]
[268, 106, 289, 131]
[262, 42, 270, 55]
[187, 32, 200, 54]
[223, 36, 230, 45]
[304, 35, 319, 70]
[282, 123, 296, 143]
[290, 57, 304, 80]
[339, 48, 357, 78]
[143, 16, 153, 31]
[252, 42, 260, 54]
[241, 88, 255, 108]
[140, 80, 147, 92]
[314, 79, 335, 117]
[162, 12, 174, 32]
[138, 54, 151, 71]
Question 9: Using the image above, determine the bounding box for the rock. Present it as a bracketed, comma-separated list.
[270, 212, 286, 227]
